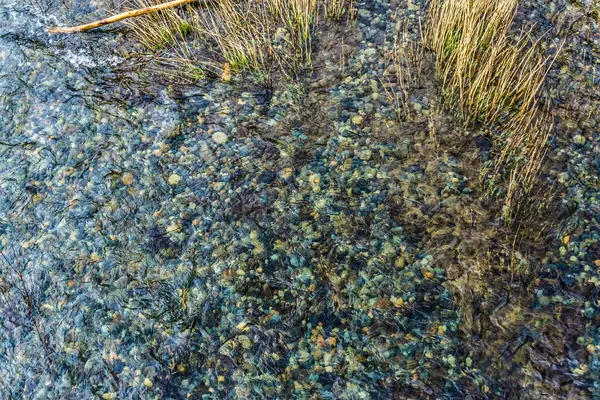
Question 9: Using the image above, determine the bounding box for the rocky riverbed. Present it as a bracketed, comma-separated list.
[1, 0, 599, 398]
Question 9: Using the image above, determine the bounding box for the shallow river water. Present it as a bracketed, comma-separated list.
[1, 0, 600, 398]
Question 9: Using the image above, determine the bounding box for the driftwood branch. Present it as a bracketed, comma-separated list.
[47, 0, 198, 34]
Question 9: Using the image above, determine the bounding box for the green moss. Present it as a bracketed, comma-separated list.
[179, 21, 193, 36]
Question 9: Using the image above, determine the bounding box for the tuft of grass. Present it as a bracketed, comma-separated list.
[193, 0, 353, 76]
[426, 0, 544, 124]
[122, 0, 356, 83]
[268, 0, 318, 66]
[194, 0, 276, 76]
[425, 0, 561, 221]
[122, 0, 216, 82]
[124, 0, 192, 51]
[322, 0, 356, 21]
[495, 109, 554, 221]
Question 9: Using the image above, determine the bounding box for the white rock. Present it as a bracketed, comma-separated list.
[573, 134, 585, 145]
[212, 131, 228, 144]
[168, 174, 182, 186]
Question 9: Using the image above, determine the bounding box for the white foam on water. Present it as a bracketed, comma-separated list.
[2, 0, 125, 69]
[59, 48, 99, 68]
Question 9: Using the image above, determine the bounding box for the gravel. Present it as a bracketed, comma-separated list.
[0, 0, 599, 398]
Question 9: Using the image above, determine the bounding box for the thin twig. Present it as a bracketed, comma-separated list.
[48, 0, 200, 34]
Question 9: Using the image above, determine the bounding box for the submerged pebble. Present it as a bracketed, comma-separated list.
[0, 0, 598, 398]
[212, 131, 228, 144]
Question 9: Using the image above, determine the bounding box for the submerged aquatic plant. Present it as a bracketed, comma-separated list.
[382, 13, 426, 122]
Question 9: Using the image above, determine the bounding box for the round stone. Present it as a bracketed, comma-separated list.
[352, 115, 364, 125]
[212, 131, 228, 144]
[573, 134, 585, 145]
[122, 172, 133, 185]
[168, 174, 182, 186]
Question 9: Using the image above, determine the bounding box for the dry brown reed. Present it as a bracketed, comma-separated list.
[123, 0, 192, 51]
[425, 0, 561, 221]
[123, 0, 355, 81]
[323, 0, 355, 21]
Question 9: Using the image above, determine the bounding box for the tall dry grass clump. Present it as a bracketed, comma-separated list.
[121, 0, 212, 81]
[195, 0, 276, 76]
[123, 0, 192, 51]
[426, 0, 549, 124]
[426, 0, 560, 221]
[268, 0, 317, 66]
[123, 0, 355, 80]
[323, 0, 356, 21]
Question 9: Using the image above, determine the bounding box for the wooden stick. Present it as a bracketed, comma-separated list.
[47, 0, 198, 34]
